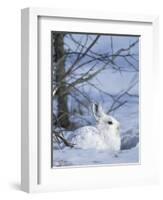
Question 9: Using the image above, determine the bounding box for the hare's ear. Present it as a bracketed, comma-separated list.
[92, 103, 104, 120]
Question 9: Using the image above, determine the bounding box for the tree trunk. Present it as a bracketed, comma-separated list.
[52, 32, 70, 128]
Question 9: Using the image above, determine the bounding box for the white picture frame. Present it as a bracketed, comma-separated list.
[21, 7, 159, 193]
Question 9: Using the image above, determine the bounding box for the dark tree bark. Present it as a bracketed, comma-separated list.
[52, 32, 70, 128]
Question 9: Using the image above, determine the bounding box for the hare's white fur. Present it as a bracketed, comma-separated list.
[70, 103, 121, 153]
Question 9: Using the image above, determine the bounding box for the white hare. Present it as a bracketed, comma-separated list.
[70, 103, 121, 154]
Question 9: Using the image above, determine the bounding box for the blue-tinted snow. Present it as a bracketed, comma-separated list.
[53, 145, 139, 167]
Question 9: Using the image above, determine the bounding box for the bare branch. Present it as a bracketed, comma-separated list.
[64, 35, 100, 78]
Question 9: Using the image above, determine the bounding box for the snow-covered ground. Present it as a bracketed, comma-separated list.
[53, 98, 139, 167]
[53, 145, 139, 167]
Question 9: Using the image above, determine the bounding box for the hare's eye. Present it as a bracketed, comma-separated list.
[108, 121, 113, 125]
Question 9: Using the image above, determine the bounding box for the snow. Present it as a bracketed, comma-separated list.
[53, 100, 139, 167]
[53, 145, 139, 167]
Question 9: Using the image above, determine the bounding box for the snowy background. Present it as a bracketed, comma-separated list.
[52, 33, 139, 167]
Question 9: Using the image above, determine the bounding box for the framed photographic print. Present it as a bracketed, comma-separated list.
[51, 31, 140, 167]
[21, 8, 159, 193]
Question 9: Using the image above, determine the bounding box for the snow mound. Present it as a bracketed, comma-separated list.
[121, 129, 139, 150]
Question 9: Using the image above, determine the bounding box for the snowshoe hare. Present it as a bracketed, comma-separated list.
[71, 103, 121, 154]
